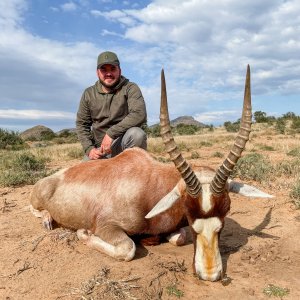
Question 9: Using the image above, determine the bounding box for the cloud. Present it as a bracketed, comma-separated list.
[0, 0, 300, 132]
[60, 2, 77, 12]
[0, 0, 99, 131]
[96, 0, 300, 98]
[194, 111, 240, 125]
[90, 9, 136, 26]
[0, 109, 75, 120]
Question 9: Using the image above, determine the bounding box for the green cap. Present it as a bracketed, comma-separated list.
[97, 51, 120, 68]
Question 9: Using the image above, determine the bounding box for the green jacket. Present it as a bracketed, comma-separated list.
[76, 76, 147, 154]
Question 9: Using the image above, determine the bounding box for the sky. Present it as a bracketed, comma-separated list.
[0, 0, 299, 132]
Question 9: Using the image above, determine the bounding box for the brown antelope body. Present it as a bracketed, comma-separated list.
[30, 65, 272, 281]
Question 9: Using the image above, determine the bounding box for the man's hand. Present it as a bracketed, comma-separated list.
[100, 134, 113, 155]
[88, 134, 113, 160]
[88, 147, 102, 160]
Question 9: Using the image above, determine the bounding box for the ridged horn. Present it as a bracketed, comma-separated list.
[160, 69, 202, 197]
[210, 65, 252, 195]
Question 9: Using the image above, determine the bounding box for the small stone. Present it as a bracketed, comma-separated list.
[260, 256, 267, 262]
[247, 288, 255, 296]
[241, 253, 251, 261]
[242, 272, 249, 278]
[221, 275, 232, 286]
[249, 257, 256, 265]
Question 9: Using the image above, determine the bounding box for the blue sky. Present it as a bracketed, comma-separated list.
[0, 0, 299, 132]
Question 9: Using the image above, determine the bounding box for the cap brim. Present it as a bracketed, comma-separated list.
[97, 62, 119, 69]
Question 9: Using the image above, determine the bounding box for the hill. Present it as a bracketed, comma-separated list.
[150, 115, 205, 128]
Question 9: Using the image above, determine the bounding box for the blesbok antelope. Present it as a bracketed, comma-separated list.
[30, 65, 272, 281]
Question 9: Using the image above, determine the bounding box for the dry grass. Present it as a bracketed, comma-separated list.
[67, 267, 141, 300]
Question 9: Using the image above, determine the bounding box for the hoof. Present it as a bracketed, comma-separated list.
[41, 210, 53, 230]
[77, 229, 92, 242]
[43, 219, 53, 230]
[167, 228, 187, 246]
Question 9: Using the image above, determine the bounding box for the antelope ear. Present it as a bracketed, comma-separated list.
[145, 185, 181, 219]
[228, 179, 274, 198]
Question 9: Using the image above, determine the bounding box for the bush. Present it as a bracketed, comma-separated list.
[199, 141, 213, 147]
[146, 125, 161, 138]
[0, 152, 49, 187]
[257, 144, 275, 151]
[190, 151, 200, 159]
[175, 124, 198, 135]
[212, 151, 224, 158]
[55, 130, 78, 144]
[224, 121, 240, 132]
[287, 147, 300, 157]
[275, 159, 300, 177]
[254, 111, 268, 123]
[40, 131, 56, 141]
[290, 180, 300, 209]
[0, 128, 26, 150]
[291, 116, 300, 132]
[275, 118, 286, 134]
[231, 153, 273, 183]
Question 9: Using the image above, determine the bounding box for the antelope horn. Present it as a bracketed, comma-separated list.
[160, 69, 202, 197]
[210, 65, 252, 195]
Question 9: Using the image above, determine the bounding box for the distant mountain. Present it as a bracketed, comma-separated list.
[20, 125, 55, 141]
[170, 116, 205, 127]
[150, 116, 206, 128]
[56, 128, 77, 135]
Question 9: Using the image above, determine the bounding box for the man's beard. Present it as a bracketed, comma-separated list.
[100, 76, 121, 90]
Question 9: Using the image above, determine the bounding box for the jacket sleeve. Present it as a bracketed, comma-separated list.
[76, 90, 95, 154]
[106, 83, 147, 139]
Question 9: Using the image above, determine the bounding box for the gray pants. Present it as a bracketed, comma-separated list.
[83, 127, 147, 161]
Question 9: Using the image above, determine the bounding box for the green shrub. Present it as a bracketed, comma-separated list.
[190, 151, 200, 159]
[55, 131, 78, 144]
[175, 124, 198, 135]
[207, 124, 214, 132]
[166, 283, 184, 298]
[40, 131, 56, 141]
[287, 147, 300, 157]
[231, 153, 273, 183]
[224, 121, 240, 132]
[254, 111, 268, 123]
[290, 179, 300, 209]
[291, 116, 300, 132]
[275, 118, 286, 134]
[146, 125, 161, 138]
[212, 151, 224, 158]
[0, 128, 26, 150]
[263, 284, 290, 298]
[276, 159, 300, 177]
[257, 144, 275, 151]
[0, 152, 49, 187]
[199, 141, 213, 147]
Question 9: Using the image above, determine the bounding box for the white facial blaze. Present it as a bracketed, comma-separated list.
[201, 184, 212, 212]
[192, 217, 223, 281]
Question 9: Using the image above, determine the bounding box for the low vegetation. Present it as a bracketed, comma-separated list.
[0, 128, 27, 150]
[231, 153, 273, 183]
[263, 284, 290, 298]
[1, 113, 299, 205]
[290, 180, 300, 209]
[0, 152, 50, 187]
[224, 111, 300, 134]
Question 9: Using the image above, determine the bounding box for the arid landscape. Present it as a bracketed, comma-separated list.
[1, 125, 300, 299]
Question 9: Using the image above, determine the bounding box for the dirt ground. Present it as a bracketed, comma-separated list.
[1, 146, 300, 300]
